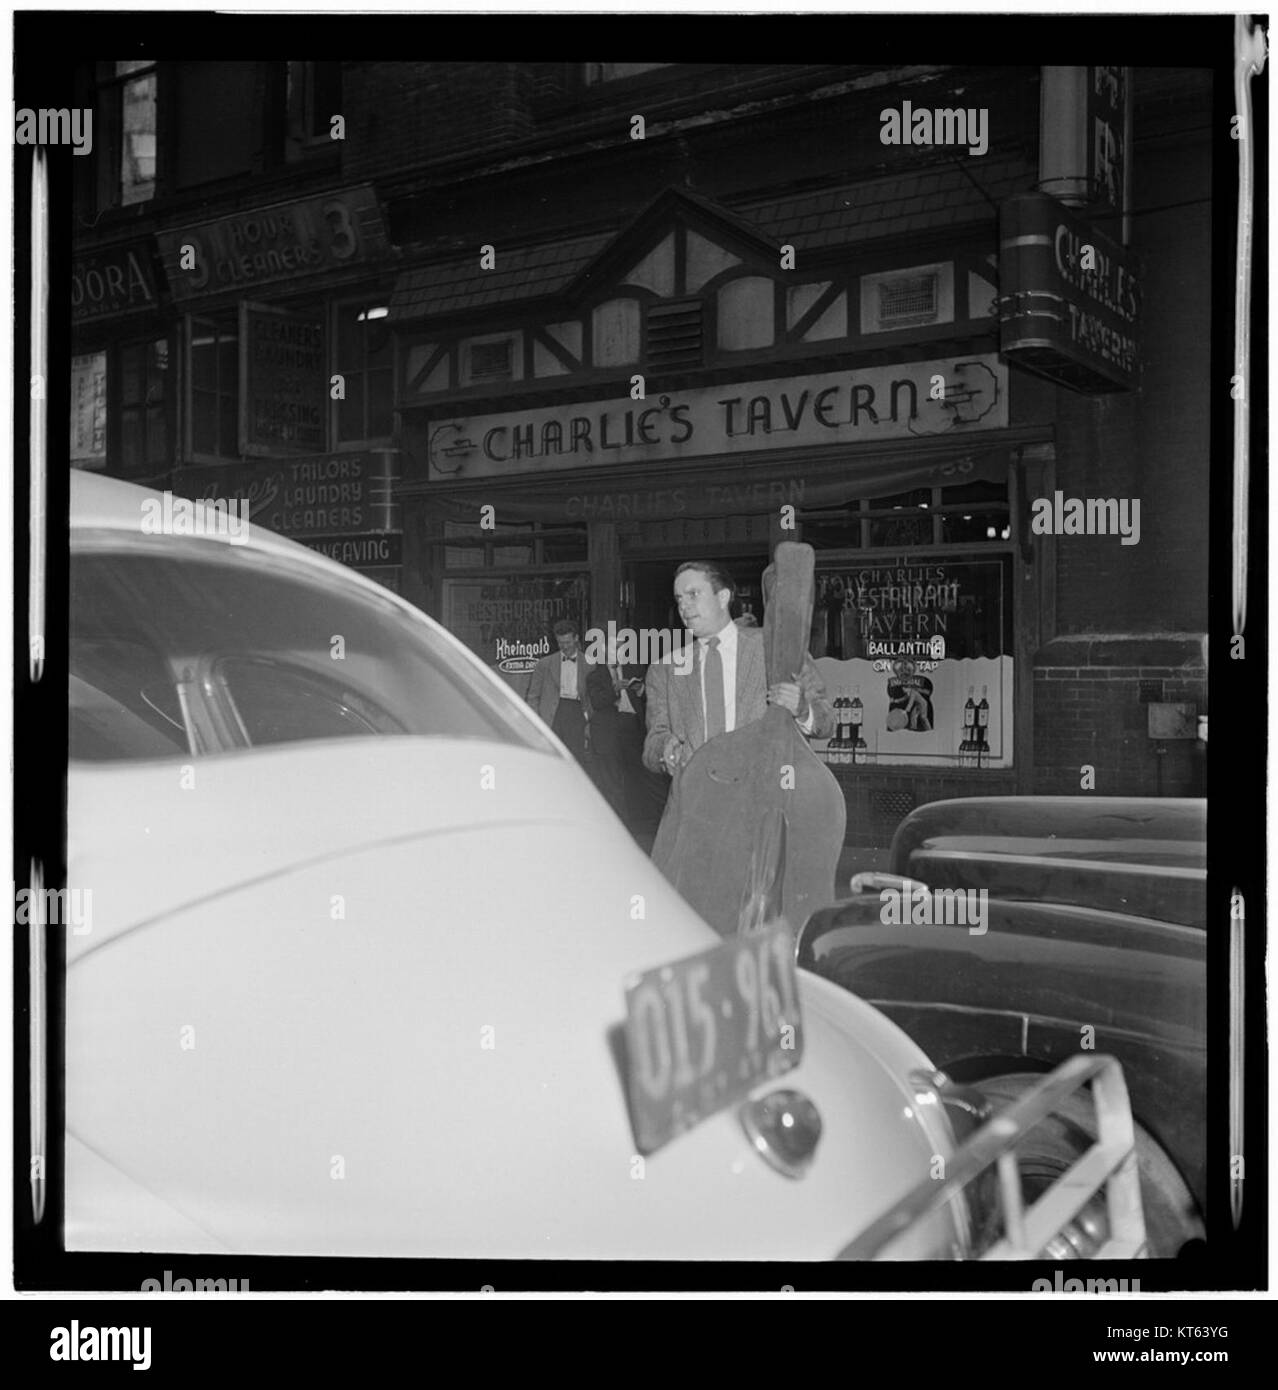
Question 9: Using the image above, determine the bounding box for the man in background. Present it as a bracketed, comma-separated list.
[526, 618, 591, 764]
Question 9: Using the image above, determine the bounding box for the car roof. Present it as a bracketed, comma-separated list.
[67, 470, 561, 750]
[70, 468, 402, 603]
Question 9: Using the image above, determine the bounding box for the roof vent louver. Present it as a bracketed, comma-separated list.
[645, 299, 703, 370]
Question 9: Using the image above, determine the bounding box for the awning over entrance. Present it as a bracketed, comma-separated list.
[403, 435, 1025, 525]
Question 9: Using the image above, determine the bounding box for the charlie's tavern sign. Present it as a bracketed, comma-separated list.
[429, 355, 1008, 479]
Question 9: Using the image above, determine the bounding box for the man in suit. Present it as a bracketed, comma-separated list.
[526, 618, 591, 764]
[643, 560, 834, 777]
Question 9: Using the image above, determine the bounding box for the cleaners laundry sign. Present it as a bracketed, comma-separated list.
[428, 355, 1007, 479]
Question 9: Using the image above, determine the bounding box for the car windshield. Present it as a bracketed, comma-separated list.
[70, 534, 557, 762]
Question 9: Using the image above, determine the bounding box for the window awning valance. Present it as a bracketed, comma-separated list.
[402, 435, 1036, 526]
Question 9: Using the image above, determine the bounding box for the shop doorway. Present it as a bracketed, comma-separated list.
[624, 553, 771, 641]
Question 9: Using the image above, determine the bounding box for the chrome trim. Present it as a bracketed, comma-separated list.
[739, 1088, 822, 1180]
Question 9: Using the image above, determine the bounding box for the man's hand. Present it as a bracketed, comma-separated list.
[767, 677, 811, 723]
[661, 734, 689, 776]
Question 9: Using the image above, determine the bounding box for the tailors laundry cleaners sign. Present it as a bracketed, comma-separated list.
[428, 355, 1007, 479]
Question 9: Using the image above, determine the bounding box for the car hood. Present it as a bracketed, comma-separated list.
[66, 740, 959, 1260]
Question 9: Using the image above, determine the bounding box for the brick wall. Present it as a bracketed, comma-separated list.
[1050, 130, 1212, 637]
[1032, 636, 1207, 796]
[342, 62, 536, 183]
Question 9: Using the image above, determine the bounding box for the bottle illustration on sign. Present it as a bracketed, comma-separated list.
[960, 686, 976, 767]
[850, 686, 867, 758]
[975, 684, 990, 768]
[831, 692, 850, 765]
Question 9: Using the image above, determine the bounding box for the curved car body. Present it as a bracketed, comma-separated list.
[66, 473, 964, 1260]
[798, 796, 1207, 1228]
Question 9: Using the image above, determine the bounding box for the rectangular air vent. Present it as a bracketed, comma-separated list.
[468, 339, 514, 383]
[860, 263, 953, 334]
[877, 272, 939, 327]
[645, 299, 703, 370]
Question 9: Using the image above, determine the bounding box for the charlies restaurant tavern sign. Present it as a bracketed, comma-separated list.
[998, 192, 1140, 393]
[428, 355, 1008, 479]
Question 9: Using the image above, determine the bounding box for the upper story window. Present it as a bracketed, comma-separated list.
[286, 61, 342, 157]
[79, 60, 339, 219]
[174, 62, 259, 190]
[95, 60, 157, 208]
[583, 63, 673, 85]
[334, 302, 394, 445]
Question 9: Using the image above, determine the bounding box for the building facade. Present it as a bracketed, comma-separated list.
[70, 61, 1211, 848]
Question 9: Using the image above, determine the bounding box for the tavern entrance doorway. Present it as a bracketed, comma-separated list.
[622, 553, 770, 643]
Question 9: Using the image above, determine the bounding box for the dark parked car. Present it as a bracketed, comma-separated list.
[797, 796, 1206, 1258]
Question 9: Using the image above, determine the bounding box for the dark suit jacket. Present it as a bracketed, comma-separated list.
[586, 663, 647, 718]
[642, 626, 833, 772]
[526, 650, 592, 728]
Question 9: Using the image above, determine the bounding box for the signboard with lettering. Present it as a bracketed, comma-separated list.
[813, 557, 1013, 768]
[174, 451, 401, 567]
[156, 185, 388, 302]
[71, 352, 108, 466]
[1086, 65, 1130, 221]
[815, 557, 1011, 663]
[239, 301, 327, 455]
[72, 242, 161, 322]
[428, 355, 1008, 480]
[998, 193, 1140, 394]
[444, 573, 590, 692]
[1039, 66, 1131, 231]
[302, 533, 403, 568]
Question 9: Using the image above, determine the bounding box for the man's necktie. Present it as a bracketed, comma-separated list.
[704, 635, 725, 739]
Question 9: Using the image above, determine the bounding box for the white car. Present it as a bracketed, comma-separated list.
[62, 472, 1081, 1262]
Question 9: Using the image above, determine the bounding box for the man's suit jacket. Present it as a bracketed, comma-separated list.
[642, 626, 834, 772]
[526, 650, 592, 728]
[585, 663, 647, 719]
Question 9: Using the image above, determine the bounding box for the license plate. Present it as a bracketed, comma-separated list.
[622, 924, 804, 1155]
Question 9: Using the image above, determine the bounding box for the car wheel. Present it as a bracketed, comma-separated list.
[973, 1073, 1205, 1259]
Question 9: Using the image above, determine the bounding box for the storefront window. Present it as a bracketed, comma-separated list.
[335, 303, 394, 445]
[71, 340, 172, 477]
[936, 478, 1012, 544]
[492, 522, 535, 568]
[188, 315, 240, 459]
[119, 338, 171, 473]
[866, 488, 935, 548]
[444, 571, 591, 695]
[442, 519, 587, 570]
[803, 480, 1010, 551]
[813, 553, 1014, 769]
